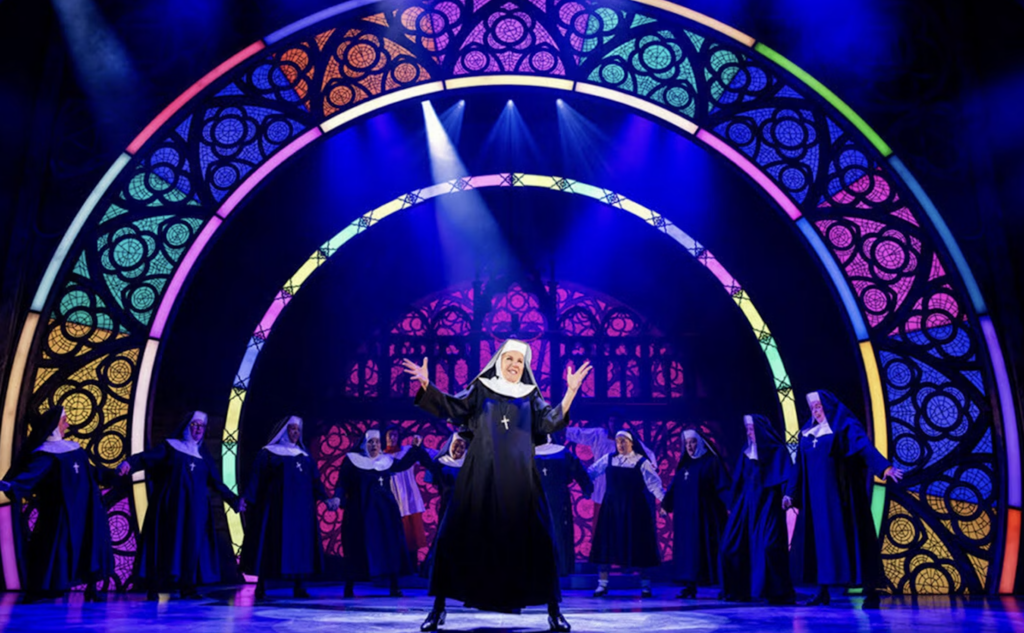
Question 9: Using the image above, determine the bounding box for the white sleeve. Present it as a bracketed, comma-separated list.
[640, 459, 665, 502]
[587, 454, 610, 479]
[566, 427, 609, 450]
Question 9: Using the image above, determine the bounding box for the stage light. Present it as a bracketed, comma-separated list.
[423, 100, 468, 182]
[437, 100, 467, 147]
[482, 97, 542, 168]
[556, 99, 611, 178]
[422, 101, 512, 283]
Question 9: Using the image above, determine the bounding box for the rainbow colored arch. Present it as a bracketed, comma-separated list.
[0, 0, 1013, 595]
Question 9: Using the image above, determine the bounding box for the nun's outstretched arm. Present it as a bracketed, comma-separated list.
[783, 449, 802, 508]
[122, 442, 169, 474]
[387, 439, 427, 473]
[309, 458, 330, 501]
[205, 454, 242, 511]
[413, 382, 477, 425]
[569, 451, 595, 498]
[845, 420, 893, 478]
[640, 458, 666, 502]
[0, 453, 55, 496]
[587, 454, 610, 480]
[559, 360, 593, 415]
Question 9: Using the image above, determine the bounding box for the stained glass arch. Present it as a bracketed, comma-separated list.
[220, 173, 798, 556]
[0, 0, 1013, 595]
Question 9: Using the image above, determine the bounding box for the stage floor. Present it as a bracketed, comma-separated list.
[0, 585, 1021, 632]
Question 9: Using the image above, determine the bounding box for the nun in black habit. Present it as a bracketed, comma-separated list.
[418, 430, 468, 579]
[587, 429, 664, 598]
[719, 415, 795, 604]
[116, 410, 244, 599]
[241, 416, 339, 600]
[0, 406, 114, 602]
[401, 339, 592, 633]
[783, 391, 903, 609]
[534, 433, 593, 576]
[336, 428, 429, 598]
[662, 428, 731, 598]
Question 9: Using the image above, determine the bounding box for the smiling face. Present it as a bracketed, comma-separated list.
[685, 436, 698, 457]
[450, 437, 467, 460]
[500, 351, 525, 383]
[287, 422, 301, 444]
[189, 412, 208, 443]
[615, 435, 633, 456]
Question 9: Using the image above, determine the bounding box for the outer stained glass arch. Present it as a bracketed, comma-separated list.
[0, 0, 1013, 595]
[219, 173, 799, 555]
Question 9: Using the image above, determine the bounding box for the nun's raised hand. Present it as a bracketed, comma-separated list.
[401, 357, 429, 389]
[117, 462, 131, 477]
[326, 497, 341, 511]
[411, 435, 423, 447]
[883, 466, 904, 483]
[781, 495, 793, 510]
[565, 360, 593, 393]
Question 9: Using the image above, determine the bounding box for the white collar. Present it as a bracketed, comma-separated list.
[438, 454, 465, 468]
[168, 438, 202, 459]
[35, 439, 82, 454]
[743, 443, 758, 461]
[347, 452, 394, 471]
[265, 444, 307, 457]
[534, 441, 566, 456]
[479, 375, 536, 399]
[802, 421, 834, 438]
[264, 418, 308, 456]
[610, 451, 642, 465]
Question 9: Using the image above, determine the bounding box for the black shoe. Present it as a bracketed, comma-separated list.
[255, 586, 268, 601]
[19, 593, 44, 605]
[640, 587, 654, 599]
[804, 590, 830, 606]
[146, 591, 159, 602]
[389, 588, 404, 597]
[180, 590, 204, 600]
[862, 592, 881, 610]
[548, 613, 571, 632]
[677, 586, 697, 599]
[293, 587, 311, 599]
[767, 596, 796, 606]
[420, 609, 446, 631]
[593, 585, 608, 598]
[343, 585, 354, 599]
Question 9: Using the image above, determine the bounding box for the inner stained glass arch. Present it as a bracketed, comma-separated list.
[312, 279, 691, 564]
